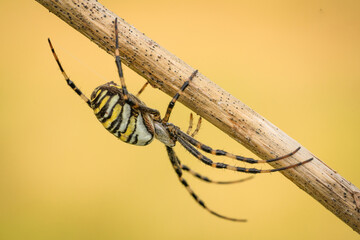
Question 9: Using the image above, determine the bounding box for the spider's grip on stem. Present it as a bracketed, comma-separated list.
[162, 70, 198, 123]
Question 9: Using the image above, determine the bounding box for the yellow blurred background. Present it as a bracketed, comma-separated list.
[0, 0, 359, 239]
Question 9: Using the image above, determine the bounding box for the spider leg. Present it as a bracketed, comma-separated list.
[191, 115, 202, 137]
[187, 113, 203, 137]
[48, 39, 91, 107]
[114, 18, 129, 101]
[171, 142, 253, 184]
[177, 130, 301, 164]
[180, 164, 254, 184]
[113, 19, 162, 121]
[136, 82, 149, 97]
[186, 113, 194, 135]
[166, 146, 247, 222]
[177, 136, 313, 174]
[162, 70, 198, 123]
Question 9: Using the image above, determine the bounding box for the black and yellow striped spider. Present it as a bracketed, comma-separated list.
[48, 18, 313, 222]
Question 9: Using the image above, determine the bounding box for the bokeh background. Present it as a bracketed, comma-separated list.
[1, 0, 359, 239]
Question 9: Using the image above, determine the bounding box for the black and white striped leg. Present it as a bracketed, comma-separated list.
[166, 146, 247, 222]
[178, 130, 302, 164]
[162, 70, 198, 123]
[114, 18, 129, 100]
[48, 38, 91, 107]
[171, 141, 253, 184]
[114, 18, 161, 121]
[180, 164, 254, 184]
[177, 136, 313, 174]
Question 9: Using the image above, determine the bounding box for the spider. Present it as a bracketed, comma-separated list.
[48, 18, 313, 222]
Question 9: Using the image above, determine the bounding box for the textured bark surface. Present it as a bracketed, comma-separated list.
[36, 0, 360, 233]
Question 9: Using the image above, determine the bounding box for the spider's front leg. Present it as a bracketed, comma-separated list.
[176, 135, 313, 174]
[166, 146, 247, 222]
[48, 38, 91, 107]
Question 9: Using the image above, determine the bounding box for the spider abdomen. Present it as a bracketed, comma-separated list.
[91, 86, 154, 146]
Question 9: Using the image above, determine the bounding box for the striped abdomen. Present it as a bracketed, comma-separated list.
[90, 83, 155, 146]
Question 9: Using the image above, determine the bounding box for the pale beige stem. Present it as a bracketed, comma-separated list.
[35, 0, 360, 233]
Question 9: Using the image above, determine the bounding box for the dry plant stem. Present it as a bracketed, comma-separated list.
[36, 0, 360, 232]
